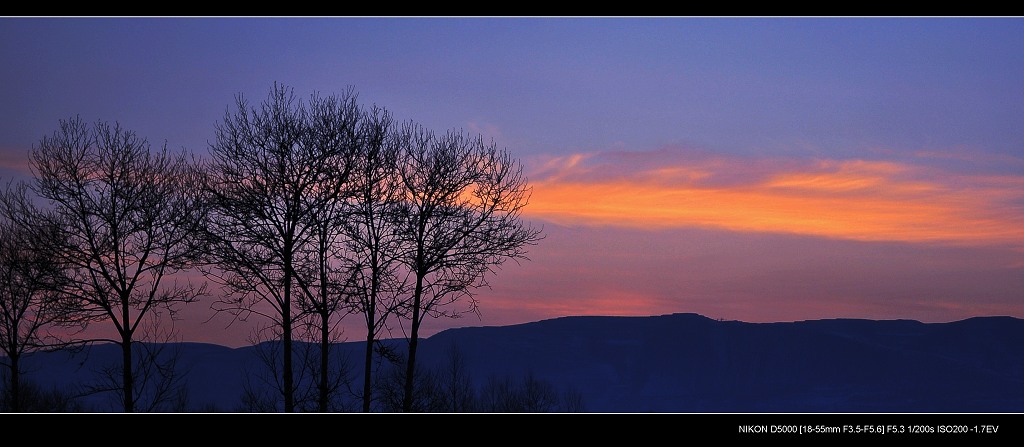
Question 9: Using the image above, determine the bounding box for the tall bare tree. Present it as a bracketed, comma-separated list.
[24, 117, 207, 412]
[394, 124, 543, 412]
[293, 89, 364, 412]
[203, 84, 360, 412]
[0, 185, 70, 412]
[335, 105, 410, 412]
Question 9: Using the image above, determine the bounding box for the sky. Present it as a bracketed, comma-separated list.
[1, 17, 1022, 347]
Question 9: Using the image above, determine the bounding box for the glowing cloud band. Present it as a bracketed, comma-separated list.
[526, 150, 1024, 246]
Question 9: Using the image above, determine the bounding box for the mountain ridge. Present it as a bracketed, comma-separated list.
[7, 313, 1024, 412]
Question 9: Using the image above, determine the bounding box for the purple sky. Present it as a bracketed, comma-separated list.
[2, 17, 1023, 347]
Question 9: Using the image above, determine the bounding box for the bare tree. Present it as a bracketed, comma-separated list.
[203, 84, 360, 412]
[293, 88, 364, 412]
[477, 373, 563, 413]
[0, 185, 70, 412]
[340, 105, 409, 412]
[23, 117, 207, 412]
[437, 342, 475, 412]
[0, 367, 89, 412]
[394, 124, 543, 412]
[372, 343, 583, 413]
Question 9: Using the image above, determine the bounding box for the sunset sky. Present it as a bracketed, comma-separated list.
[1, 17, 1022, 347]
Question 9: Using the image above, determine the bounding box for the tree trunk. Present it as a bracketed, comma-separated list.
[362, 312, 374, 413]
[362, 260, 379, 413]
[282, 307, 294, 413]
[9, 352, 20, 412]
[122, 336, 134, 413]
[283, 245, 295, 413]
[319, 310, 329, 412]
[402, 274, 424, 412]
[121, 291, 135, 413]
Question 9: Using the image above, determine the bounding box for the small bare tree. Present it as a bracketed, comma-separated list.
[477, 373, 560, 413]
[394, 124, 543, 412]
[438, 342, 475, 412]
[0, 185, 71, 412]
[25, 117, 207, 412]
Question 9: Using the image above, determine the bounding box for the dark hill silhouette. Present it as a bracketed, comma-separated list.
[421, 314, 1024, 412]
[9, 313, 1024, 412]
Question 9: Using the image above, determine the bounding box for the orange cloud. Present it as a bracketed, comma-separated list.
[525, 150, 1024, 246]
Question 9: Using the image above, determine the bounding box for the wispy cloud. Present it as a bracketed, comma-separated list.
[0, 148, 33, 178]
[525, 148, 1024, 246]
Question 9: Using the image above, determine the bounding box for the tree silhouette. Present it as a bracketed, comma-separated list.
[393, 123, 543, 412]
[203, 84, 360, 412]
[372, 342, 583, 413]
[0, 185, 70, 412]
[292, 88, 364, 412]
[339, 105, 409, 412]
[23, 117, 207, 412]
